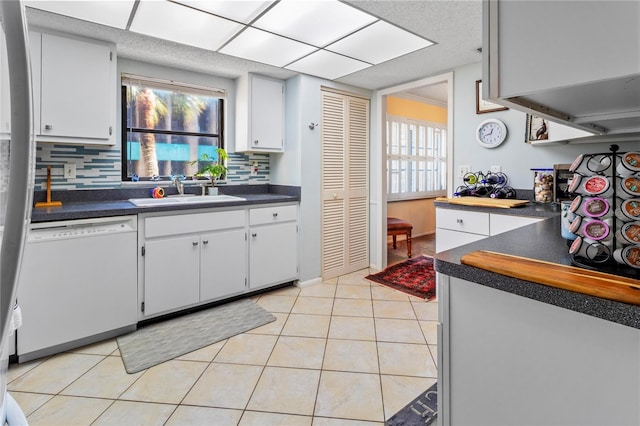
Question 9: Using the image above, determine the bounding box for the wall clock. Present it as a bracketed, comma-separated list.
[476, 118, 507, 148]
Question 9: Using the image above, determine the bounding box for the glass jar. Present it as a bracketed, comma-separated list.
[532, 168, 554, 203]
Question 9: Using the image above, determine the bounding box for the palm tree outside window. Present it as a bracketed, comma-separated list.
[121, 75, 225, 181]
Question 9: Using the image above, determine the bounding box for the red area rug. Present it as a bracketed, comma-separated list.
[366, 255, 436, 300]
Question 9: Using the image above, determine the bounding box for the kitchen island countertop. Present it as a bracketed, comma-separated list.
[434, 202, 640, 329]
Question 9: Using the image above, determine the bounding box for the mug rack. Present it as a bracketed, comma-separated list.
[567, 144, 639, 277]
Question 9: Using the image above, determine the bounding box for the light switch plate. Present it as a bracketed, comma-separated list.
[64, 163, 76, 179]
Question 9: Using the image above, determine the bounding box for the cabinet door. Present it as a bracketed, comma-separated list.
[200, 229, 247, 301]
[250, 221, 297, 289]
[144, 235, 200, 316]
[249, 75, 284, 151]
[40, 33, 113, 141]
[436, 228, 487, 253]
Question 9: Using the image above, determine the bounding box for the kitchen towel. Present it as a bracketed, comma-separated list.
[117, 298, 276, 373]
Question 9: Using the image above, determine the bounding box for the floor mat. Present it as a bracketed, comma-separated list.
[366, 255, 436, 300]
[117, 298, 276, 373]
[386, 382, 438, 426]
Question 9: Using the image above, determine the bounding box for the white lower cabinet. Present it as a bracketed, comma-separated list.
[436, 207, 544, 252]
[249, 205, 298, 289]
[200, 228, 247, 301]
[140, 209, 247, 318]
[143, 235, 201, 317]
[140, 203, 298, 319]
[438, 274, 640, 425]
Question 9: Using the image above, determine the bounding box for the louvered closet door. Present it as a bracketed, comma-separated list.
[321, 90, 369, 279]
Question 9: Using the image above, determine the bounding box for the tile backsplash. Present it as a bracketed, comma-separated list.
[35, 143, 270, 190]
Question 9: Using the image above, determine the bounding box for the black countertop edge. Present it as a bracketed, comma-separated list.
[30, 185, 301, 223]
[434, 215, 640, 330]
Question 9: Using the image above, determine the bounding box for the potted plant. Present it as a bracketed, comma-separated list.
[190, 147, 228, 195]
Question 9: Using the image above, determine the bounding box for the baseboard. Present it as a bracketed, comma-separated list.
[295, 277, 323, 288]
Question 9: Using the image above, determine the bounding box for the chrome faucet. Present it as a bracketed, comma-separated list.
[172, 175, 184, 195]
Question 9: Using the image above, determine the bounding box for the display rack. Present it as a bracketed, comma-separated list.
[453, 171, 516, 199]
[568, 144, 639, 278]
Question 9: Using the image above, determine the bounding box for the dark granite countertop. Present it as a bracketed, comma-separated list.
[434, 213, 640, 329]
[30, 184, 300, 223]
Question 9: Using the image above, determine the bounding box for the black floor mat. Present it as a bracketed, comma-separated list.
[385, 382, 438, 426]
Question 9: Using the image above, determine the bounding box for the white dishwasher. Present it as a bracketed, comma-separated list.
[17, 216, 138, 362]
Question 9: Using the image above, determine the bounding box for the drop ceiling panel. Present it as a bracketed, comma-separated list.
[220, 27, 317, 68]
[286, 50, 370, 81]
[173, 0, 275, 24]
[327, 20, 434, 65]
[253, 0, 376, 47]
[25, 0, 135, 29]
[130, 1, 244, 51]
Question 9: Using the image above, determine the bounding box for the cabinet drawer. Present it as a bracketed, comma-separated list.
[436, 208, 489, 235]
[146, 210, 245, 238]
[250, 204, 297, 226]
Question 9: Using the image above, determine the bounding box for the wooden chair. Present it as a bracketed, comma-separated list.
[387, 217, 413, 258]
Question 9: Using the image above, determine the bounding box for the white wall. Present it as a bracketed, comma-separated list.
[453, 62, 632, 191]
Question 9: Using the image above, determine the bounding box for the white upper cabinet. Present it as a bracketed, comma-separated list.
[35, 32, 116, 145]
[483, 0, 640, 139]
[235, 73, 285, 152]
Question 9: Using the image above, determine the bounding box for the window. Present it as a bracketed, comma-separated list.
[386, 114, 447, 200]
[121, 75, 225, 181]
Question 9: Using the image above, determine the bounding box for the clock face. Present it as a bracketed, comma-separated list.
[476, 119, 507, 148]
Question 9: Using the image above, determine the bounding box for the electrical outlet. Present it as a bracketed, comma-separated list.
[63, 163, 76, 179]
[458, 165, 471, 178]
[251, 161, 258, 176]
[490, 165, 502, 173]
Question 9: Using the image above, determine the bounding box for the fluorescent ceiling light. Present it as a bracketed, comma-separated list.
[25, 0, 135, 29]
[173, 0, 274, 24]
[253, 0, 376, 47]
[286, 50, 370, 80]
[327, 20, 434, 65]
[130, 1, 244, 51]
[220, 27, 316, 67]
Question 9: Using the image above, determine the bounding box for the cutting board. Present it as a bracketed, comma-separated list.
[435, 197, 529, 208]
[460, 250, 640, 306]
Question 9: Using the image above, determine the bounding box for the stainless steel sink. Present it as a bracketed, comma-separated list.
[128, 194, 245, 207]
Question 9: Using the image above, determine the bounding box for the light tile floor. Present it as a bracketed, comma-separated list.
[8, 269, 438, 425]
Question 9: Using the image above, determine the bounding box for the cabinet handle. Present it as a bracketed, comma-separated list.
[252, 233, 257, 237]
[45, 124, 52, 130]
[192, 241, 199, 246]
[456, 219, 463, 223]
[273, 212, 278, 217]
[332, 193, 337, 199]
[253, 140, 259, 145]
[202, 240, 209, 245]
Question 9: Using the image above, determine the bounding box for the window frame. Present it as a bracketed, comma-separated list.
[386, 114, 447, 201]
[120, 74, 226, 182]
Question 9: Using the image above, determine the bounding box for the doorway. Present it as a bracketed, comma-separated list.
[373, 72, 454, 271]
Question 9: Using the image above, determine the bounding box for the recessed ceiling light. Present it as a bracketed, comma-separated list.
[253, 0, 376, 47]
[220, 27, 317, 67]
[327, 20, 434, 65]
[173, 0, 275, 24]
[286, 50, 370, 81]
[25, 0, 135, 29]
[130, 1, 244, 51]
